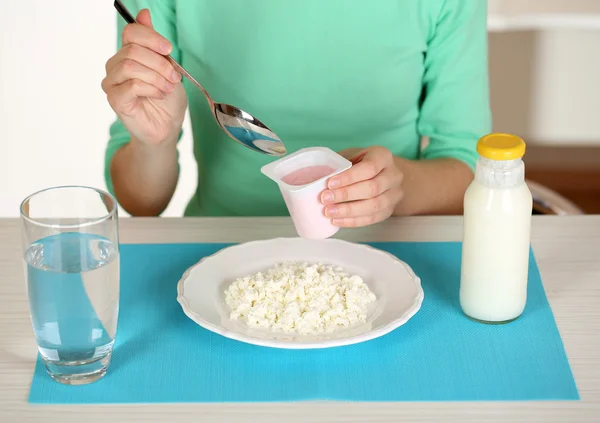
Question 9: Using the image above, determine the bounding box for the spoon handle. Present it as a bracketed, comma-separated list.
[113, 0, 213, 105]
[166, 58, 212, 105]
[113, 0, 135, 24]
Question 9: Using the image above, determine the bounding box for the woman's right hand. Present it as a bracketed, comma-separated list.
[102, 9, 187, 147]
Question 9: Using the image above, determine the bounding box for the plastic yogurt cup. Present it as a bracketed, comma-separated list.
[261, 147, 352, 239]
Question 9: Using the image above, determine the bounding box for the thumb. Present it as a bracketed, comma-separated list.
[136, 9, 153, 28]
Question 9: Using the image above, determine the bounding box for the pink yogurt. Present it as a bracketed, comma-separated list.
[261, 147, 352, 239]
[281, 165, 336, 186]
[280, 165, 337, 239]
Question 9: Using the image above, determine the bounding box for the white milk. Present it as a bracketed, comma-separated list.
[460, 134, 533, 323]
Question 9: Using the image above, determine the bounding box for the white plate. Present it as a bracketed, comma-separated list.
[176, 238, 424, 349]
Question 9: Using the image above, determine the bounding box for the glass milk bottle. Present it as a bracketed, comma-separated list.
[460, 133, 533, 324]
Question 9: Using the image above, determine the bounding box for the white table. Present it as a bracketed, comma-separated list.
[1, 216, 599, 423]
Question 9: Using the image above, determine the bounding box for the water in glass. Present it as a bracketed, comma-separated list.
[25, 232, 119, 384]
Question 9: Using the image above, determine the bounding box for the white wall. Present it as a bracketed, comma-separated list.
[0, 0, 196, 218]
[529, 30, 600, 143]
[489, 0, 600, 17]
[0, 0, 599, 218]
[488, 30, 600, 144]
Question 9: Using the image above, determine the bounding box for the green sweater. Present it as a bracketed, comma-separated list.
[105, 0, 491, 217]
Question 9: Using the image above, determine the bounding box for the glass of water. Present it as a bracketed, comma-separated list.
[20, 186, 120, 385]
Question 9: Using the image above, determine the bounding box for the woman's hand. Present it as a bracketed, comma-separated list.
[321, 147, 404, 227]
[102, 9, 187, 147]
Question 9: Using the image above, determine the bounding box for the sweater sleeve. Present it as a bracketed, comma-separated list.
[417, 0, 491, 171]
[104, 0, 182, 196]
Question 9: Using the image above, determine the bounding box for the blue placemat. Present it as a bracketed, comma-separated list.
[29, 242, 579, 403]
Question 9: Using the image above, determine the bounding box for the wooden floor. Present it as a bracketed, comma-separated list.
[524, 146, 600, 214]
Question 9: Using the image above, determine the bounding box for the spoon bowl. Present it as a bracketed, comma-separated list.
[215, 104, 287, 156]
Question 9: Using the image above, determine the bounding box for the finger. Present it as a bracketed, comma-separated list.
[103, 58, 175, 94]
[324, 189, 402, 219]
[136, 9, 153, 28]
[321, 166, 401, 205]
[328, 147, 393, 189]
[106, 44, 181, 83]
[331, 210, 393, 228]
[337, 148, 363, 162]
[106, 79, 165, 112]
[121, 18, 172, 56]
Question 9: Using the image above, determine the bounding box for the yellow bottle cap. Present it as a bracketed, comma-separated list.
[476, 133, 526, 161]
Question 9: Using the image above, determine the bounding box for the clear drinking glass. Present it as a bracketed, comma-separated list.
[20, 186, 120, 385]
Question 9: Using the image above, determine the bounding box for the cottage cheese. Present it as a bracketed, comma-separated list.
[224, 262, 376, 335]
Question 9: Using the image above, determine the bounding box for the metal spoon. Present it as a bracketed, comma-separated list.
[114, 0, 287, 157]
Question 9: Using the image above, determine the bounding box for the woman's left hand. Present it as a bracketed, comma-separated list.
[321, 146, 404, 227]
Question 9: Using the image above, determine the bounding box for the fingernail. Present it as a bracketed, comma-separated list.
[321, 191, 334, 204]
[328, 179, 340, 189]
[166, 82, 175, 91]
[172, 71, 181, 82]
[161, 41, 172, 54]
[326, 206, 339, 217]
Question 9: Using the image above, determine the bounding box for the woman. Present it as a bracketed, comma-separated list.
[102, 0, 491, 227]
